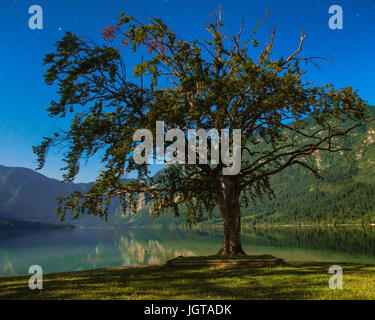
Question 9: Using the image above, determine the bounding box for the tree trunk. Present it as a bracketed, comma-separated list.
[216, 178, 246, 255]
[218, 210, 245, 255]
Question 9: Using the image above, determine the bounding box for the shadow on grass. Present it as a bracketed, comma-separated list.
[0, 262, 373, 300]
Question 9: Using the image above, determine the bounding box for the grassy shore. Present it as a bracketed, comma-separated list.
[0, 261, 374, 300]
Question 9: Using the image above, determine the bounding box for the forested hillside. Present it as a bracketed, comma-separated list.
[125, 106, 375, 227]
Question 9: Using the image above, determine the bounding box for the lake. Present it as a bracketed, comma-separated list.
[1, 226, 375, 276]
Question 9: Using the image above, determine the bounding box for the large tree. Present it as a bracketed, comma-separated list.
[35, 9, 370, 255]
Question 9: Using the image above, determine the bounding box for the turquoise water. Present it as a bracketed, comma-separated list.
[0, 226, 374, 276]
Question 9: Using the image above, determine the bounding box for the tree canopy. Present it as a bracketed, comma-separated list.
[34, 9, 370, 254]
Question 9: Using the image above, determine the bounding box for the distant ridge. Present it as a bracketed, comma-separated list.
[1, 106, 375, 228]
[0, 164, 113, 226]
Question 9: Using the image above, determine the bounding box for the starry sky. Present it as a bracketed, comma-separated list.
[0, 0, 374, 182]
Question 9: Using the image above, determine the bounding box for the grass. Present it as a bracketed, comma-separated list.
[0, 261, 374, 300]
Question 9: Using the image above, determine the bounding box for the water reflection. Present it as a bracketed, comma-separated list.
[0, 226, 374, 276]
[116, 233, 196, 265]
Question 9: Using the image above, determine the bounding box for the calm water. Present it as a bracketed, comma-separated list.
[1, 226, 375, 276]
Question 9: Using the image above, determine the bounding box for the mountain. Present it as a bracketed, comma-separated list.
[0, 218, 73, 234]
[0, 165, 119, 226]
[240, 108, 375, 226]
[1, 106, 375, 228]
[126, 106, 375, 227]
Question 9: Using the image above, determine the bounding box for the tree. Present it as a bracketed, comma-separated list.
[34, 9, 370, 255]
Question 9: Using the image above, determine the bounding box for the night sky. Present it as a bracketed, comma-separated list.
[0, 0, 374, 182]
